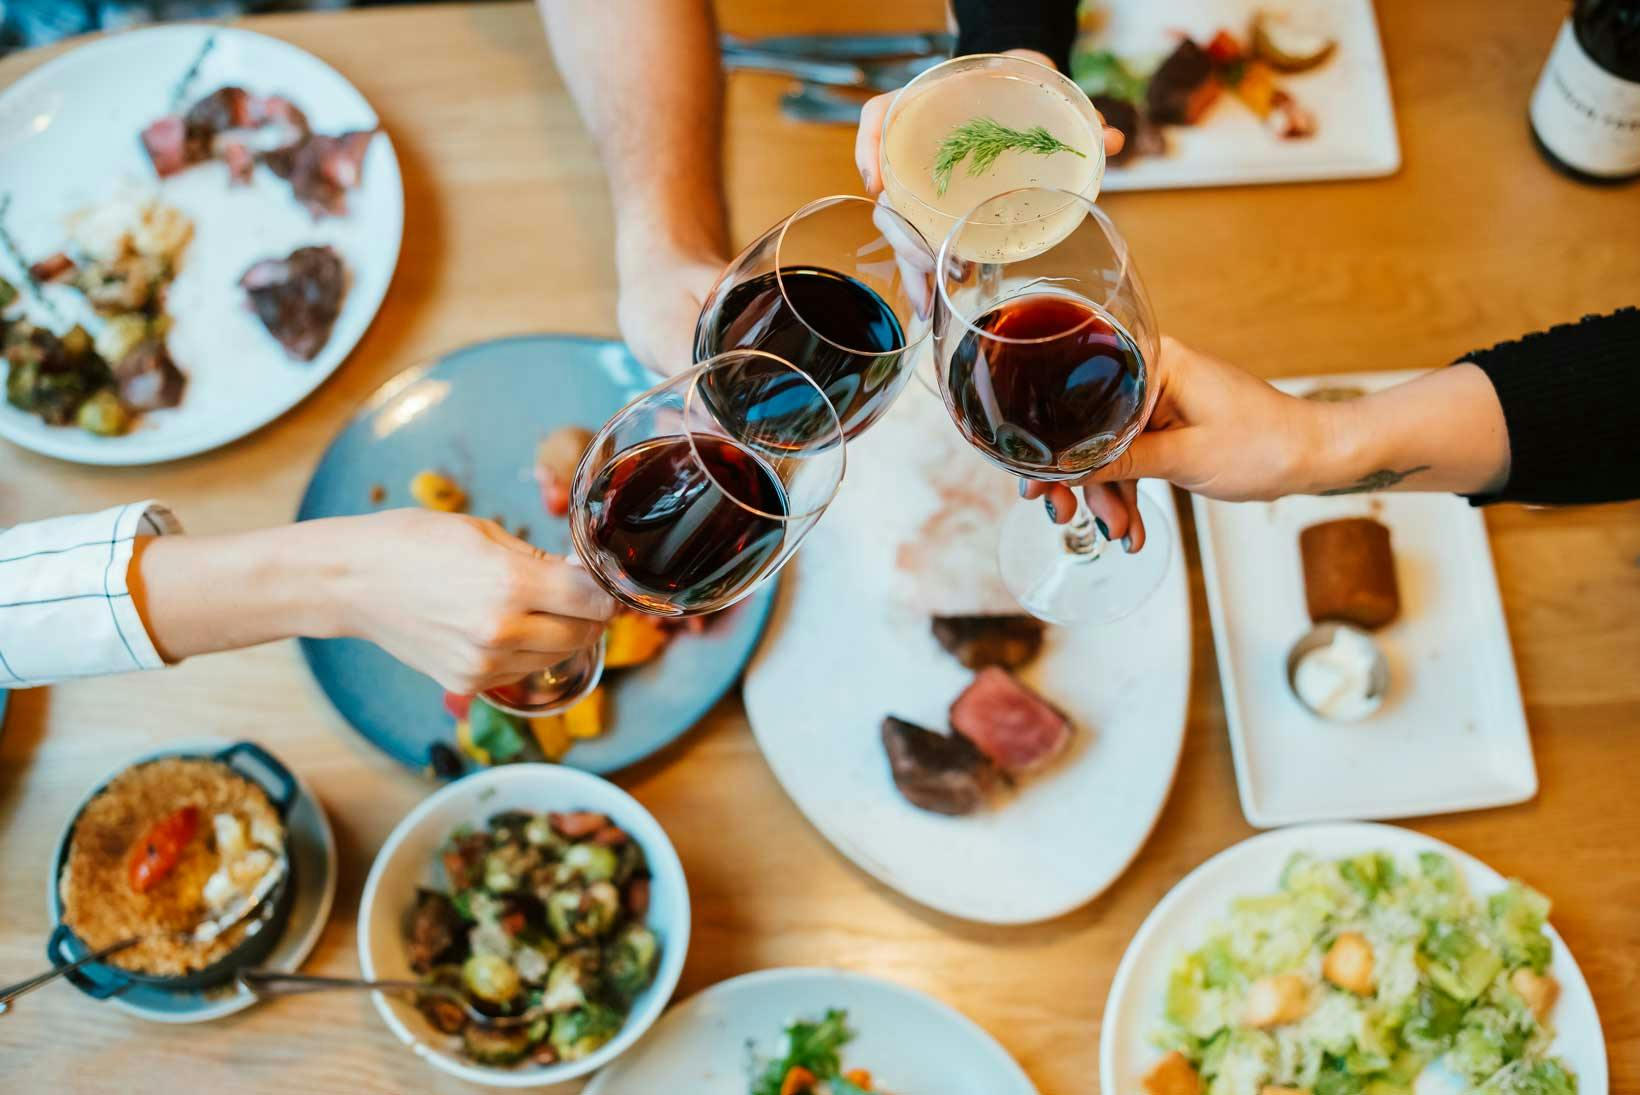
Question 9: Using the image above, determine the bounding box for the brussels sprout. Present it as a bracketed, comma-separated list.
[462, 1020, 545, 1066]
[0, 276, 16, 310]
[581, 882, 621, 938]
[462, 953, 522, 1005]
[614, 840, 647, 886]
[524, 813, 567, 852]
[549, 1003, 623, 1061]
[76, 389, 129, 436]
[562, 842, 619, 883]
[546, 887, 585, 944]
[603, 924, 659, 1006]
[60, 324, 92, 359]
[5, 358, 41, 412]
[484, 846, 529, 894]
[95, 314, 148, 364]
[541, 949, 599, 1012]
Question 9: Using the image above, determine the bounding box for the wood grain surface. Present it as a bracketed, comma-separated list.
[1, 2, 1636, 1093]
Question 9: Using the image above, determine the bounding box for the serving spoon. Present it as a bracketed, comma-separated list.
[236, 969, 549, 1030]
[0, 851, 288, 1015]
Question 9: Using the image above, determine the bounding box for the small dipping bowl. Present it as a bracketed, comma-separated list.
[1285, 622, 1390, 722]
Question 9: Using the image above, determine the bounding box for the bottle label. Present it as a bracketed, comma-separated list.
[1530, 18, 1640, 177]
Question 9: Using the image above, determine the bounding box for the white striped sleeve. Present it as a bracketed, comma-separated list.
[0, 501, 184, 687]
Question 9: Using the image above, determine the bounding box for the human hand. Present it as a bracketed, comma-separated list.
[1024, 336, 1329, 550]
[615, 248, 724, 376]
[325, 510, 617, 693]
[854, 50, 1127, 197]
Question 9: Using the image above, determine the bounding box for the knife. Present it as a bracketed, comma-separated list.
[725, 49, 944, 92]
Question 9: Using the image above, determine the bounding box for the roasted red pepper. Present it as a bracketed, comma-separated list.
[127, 805, 200, 893]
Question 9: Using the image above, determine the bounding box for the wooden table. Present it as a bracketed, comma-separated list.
[2, 2, 1637, 1091]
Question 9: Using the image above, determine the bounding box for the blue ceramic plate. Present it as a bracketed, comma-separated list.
[297, 334, 776, 775]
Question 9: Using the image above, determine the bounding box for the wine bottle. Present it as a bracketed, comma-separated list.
[1529, 0, 1640, 182]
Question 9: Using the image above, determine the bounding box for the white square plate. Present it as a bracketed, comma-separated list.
[1085, 0, 1400, 191]
[1193, 370, 1536, 827]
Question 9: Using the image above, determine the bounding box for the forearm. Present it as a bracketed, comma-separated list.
[537, 0, 727, 271]
[131, 520, 350, 662]
[1308, 364, 1510, 497]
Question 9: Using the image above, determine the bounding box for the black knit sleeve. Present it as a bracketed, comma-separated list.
[1464, 307, 1640, 506]
[952, 0, 1080, 74]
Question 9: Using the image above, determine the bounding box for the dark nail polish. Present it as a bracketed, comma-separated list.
[1018, 480, 1030, 498]
[1044, 497, 1058, 522]
[1095, 518, 1111, 539]
[1122, 535, 1135, 553]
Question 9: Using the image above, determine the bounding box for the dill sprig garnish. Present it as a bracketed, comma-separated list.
[932, 117, 1086, 196]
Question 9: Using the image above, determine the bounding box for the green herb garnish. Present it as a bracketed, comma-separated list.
[932, 117, 1087, 197]
[1071, 48, 1148, 104]
[751, 1009, 857, 1095]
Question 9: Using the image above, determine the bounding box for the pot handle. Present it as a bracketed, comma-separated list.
[216, 741, 299, 816]
[42, 925, 135, 1002]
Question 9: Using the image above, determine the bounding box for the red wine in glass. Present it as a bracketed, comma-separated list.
[698, 265, 906, 439]
[580, 435, 789, 614]
[945, 292, 1146, 478]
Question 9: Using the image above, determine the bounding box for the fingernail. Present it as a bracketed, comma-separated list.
[1043, 497, 1058, 522]
[1018, 480, 1030, 498]
[1122, 535, 1135, 553]
[1095, 517, 1111, 539]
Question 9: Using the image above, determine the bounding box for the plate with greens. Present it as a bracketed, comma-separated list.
[584, 968, 1036, 1095]
[1101, 823, 1605, 1095]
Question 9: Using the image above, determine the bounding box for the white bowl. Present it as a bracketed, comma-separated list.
[358, 765, 691, 1087]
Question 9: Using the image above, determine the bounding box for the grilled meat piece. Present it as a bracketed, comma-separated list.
[240, 245, 345, 361]
[1147, 40, 1221, 125]
[948, 667, 1074, 776]
[881, 716, 999, 816]
[113, 339, 185, 411]
[931, 614, 1046, 671]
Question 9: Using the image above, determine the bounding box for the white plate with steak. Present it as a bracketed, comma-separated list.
[743, 391, 1192, 924]
[0, 24, 401, 465]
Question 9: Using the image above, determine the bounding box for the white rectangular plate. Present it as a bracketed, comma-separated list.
[1084, 0, 1400, 191]
[1194, 370, 1536, 827]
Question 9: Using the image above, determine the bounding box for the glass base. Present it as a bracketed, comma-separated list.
[481, 638, 605, 718]
[997, 490, 1171, 625]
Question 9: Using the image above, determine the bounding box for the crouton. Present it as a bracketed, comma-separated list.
[1143, 1051, 1202, 1095]
[1323, 932, 1375, 996]
[1242, 974, 1311, 1028]
[1510, 968, 1560, 1023]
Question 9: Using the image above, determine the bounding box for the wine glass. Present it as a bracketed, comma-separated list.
[879, 53, 1106, 263]
[932, 187, 1171, 625]
[694, 194, 935, 440]
[483, 349, 846, 716]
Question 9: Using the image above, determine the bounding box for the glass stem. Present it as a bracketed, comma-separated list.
[1061, 493, 1105, 562]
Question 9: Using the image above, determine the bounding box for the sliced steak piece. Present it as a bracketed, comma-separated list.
[113, 339, 185, 411]
[931, 615, 1046, 671]
[948, 667, 1073, 776]
[240, 245, 346, 361]
[140, 115, 192, 177]
[880, 716, 998, 816]
[1147, 40, 1221, 125]
[271, 130, 378, 217]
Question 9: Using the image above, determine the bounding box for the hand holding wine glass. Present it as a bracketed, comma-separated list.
[482, 349, 846, 716]
[1026, 337, 1517, 524]
[932, 187, 1170, 625]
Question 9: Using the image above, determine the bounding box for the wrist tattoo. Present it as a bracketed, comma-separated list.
[1319, 465, 1431, 496]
